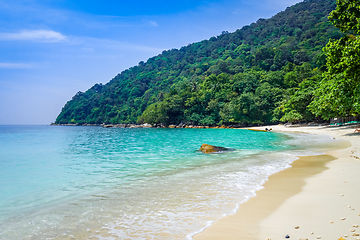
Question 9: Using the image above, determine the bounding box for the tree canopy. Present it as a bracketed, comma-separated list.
[55, 0, 345, 126]
[328, 0, 360, 34]
[309, 0, 360, 119]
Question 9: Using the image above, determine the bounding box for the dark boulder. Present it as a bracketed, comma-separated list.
[199, 144, 232, 154]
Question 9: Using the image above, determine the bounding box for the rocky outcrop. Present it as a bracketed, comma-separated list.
[101, 123, 153, 128]
[51, 122, 249, 129]
[199, 144, 231, 154]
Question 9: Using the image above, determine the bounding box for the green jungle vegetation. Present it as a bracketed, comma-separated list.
[55, 0, 359, 126]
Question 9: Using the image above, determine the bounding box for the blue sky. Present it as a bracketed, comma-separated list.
[0, 0, 302, 124]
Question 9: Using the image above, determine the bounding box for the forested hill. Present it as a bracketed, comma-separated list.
[55, 0, 342, 126]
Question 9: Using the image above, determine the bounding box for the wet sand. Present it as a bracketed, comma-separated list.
[194, 124, 360, 240]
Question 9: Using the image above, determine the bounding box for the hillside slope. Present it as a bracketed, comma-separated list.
[55, 0, 341, 126]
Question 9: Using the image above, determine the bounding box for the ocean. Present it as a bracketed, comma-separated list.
[0, 125, 337, 239]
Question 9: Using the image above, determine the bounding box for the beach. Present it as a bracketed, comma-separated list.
[1, 125, 359, 239]
[194, 124, 360, 240]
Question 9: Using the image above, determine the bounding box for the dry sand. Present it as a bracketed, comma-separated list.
[194, 124, 360, 240]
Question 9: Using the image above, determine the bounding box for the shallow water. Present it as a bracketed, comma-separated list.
[0, 126, 338, 239]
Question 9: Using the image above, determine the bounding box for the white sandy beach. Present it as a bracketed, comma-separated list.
[194, 124, 360, 240]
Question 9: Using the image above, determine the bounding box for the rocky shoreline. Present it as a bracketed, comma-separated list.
[50, 122, 247, 129]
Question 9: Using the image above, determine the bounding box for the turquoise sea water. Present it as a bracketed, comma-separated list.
[0, 125, 337, 239]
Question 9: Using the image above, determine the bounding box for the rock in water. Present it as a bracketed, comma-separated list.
[199, 144, 230, 154]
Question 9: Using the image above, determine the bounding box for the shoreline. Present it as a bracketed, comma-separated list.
[194, 124, 360, 239]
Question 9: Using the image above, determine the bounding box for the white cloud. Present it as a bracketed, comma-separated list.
[0, 30, 66, 42]
[72, 36, 163, 54]
[149, 21, 158, 27]
[0, 62, 34, 69]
